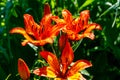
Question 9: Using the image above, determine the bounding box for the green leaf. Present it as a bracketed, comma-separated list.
[72, 39, 83, 52]
[11, 8, 18, 18]
[0, 2, 6, 6]
[0, 65, 6, 80]
[5, 74, 11, 80]
[81, 69, 90, 76]
[100, 0, 120, 17]
[0, 46, 9, 63]
[78, 0, 95, 11]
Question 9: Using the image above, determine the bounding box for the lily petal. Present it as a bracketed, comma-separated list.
[67, 33, 81, 40]
[84, 23, 102, 33]
[83, 33, 95, 40]
[22, 38, 54, 46]
[68, 73, 86, 80]
[10, 27, 26, 34]
[67, 60, 92, 77]
[67, 32, 94, 40]
[62, 9, 73, 22]
[9, 27, 34, 42]
[54, 78, 65, 80]
[61, 41, 74, 75]
[59, 34, 68, 51]
[40, 51, 60, 73]
[40, 14, 52, 30]
[80, 10, 90, 27]
[9, 27, 43, 46]
[41, 22, 62, 40]
[33, 67, 57, 78]
[24, 14, 41, 37]
[18, 58, 30, 80]
[52, 16, 66, 24]
[43, 3, 51, 16]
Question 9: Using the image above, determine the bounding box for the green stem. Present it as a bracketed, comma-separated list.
[50, 44, 56, 55]
[5, 74, 11, 80]
[72, 39, 83, 52]
[37, 46, 44, 59]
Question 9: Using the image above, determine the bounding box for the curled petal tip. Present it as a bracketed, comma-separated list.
[80, 10, 90, 15]
[21, 40, 29, 46]
[80, 10, 90, 18]
[66, 59, 92, 77]
[95, 24, 102, 30]
[9, 27, 26, 34]
[33, 68, 40, 75]
[82, 59, 92, 67]
[86, 33, 95, 40]
[24, 14, 32, 18]
[62, 9, 71, 16]
[62, 9, 72, 21]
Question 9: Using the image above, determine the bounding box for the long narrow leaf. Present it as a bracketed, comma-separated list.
[100, 0, 120, 17]
[72, 39, 83, 52]
[78, 0, 94, 11]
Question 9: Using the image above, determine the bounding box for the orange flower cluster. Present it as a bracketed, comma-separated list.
[11, 3, 102, 80]
[10, 4, 101, 46]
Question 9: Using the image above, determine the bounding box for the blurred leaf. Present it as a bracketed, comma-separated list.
[0, 2, 6, 6]
[25, 8, 32, 13]
[104, 22, 120, 60]
[0, 46, 9, 63]
[112, 46, 120, 60]
[78, 0, 95, 11]
[100, 0, 120, 17]
[0, 27, 4, 33]
[81, 69, 90, 76]
[11, 8, 18, 17]
[0, 65, 6, 80]
[5, 74, 11, 80]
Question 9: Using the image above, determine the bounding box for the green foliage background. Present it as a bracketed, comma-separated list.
[0, 0, 120, 80]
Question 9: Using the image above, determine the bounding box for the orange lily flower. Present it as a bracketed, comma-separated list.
[33, 39, 92, 80]
[18, 58, 30, 80]
[52, 9, 102, 40]
[10, 4, 62, 46]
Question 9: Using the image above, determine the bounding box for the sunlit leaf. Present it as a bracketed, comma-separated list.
[78, 0, 95, 11]
[100, 1, 120, 17]
[81, 69, 90, 76]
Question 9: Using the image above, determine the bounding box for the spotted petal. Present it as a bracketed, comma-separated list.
[33, 67, 57, 78]
[84, 23, 102, 33]
[80, 10, 90, 27]
[24, 14, 41, 37]
[40, 51, 60, 73]
[61, 41, 74, 75]
[68, 73, 86, 80]
[67, 60, 92, 77]
[62, 9, 73, 22]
